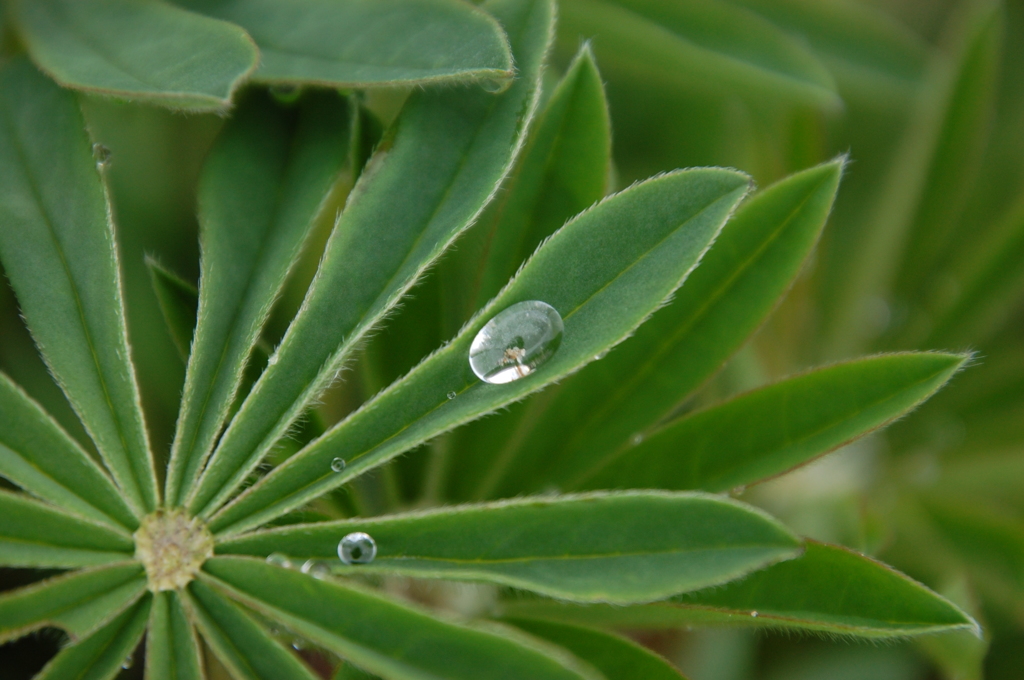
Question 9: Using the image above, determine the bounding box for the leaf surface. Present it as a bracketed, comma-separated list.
[177, 0, 513, 88]
[210, 167, 750, 535]
[168, 90, 349, 507]
[0, 563, 145, 643]
[576, 352, 967, 492]
[11, 0, 256, 110]
[505, 618, 685, 680]
[218, 492, 800, 603]
[189, 0, 555, 518]
[0, 490, 133, 568]
[184, 581, 320, 680]
[146, 257, 199, 364]
[466, 160, 842, 500]
[0, 371, 137, 531]
[201, 556, 602, 680]
[0, 59, 158, 514]
[146, 592, 205, 680]
[34, 597, 151, 680]
[502, 541, 979, 638]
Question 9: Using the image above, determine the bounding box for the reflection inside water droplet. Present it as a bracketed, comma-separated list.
[92, 143, 111, 168]
[469, 301, 563, 384]
[338, 532, 377, 565]
[447, 391, 457, 400]
[331, 457, 346, 473]
[266, 552, 292, 569]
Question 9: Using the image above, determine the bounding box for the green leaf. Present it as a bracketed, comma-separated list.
[183, 581, 319, 680]
[167, 90, 350, 508]
[0, 563, 145, 643]
[0, 489, 134, 568]
[146, 257, 199, 364]
[10, 0, 256, 111]
[0, 371, 138, 531]
[558, 0, 839, 108]
[200, 556, 602, 680]
[35, 596, 151, 680]
[574, 352, 968, 493]
[502, 541, 979, 638]
[188, 0, 555, 518]
[504, 618, 685, 680]
[209, 167, 750, 535]
[217, 492, 800, 603]
[177, 0, 514, 88]
[146, 592, 205, 680]
[462, 159, 842, 500]
[0, 58, 158, 515]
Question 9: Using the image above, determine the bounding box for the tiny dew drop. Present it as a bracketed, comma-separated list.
[266, 552, 292, 569]
[447, 391, 457, 400]
[750, 611, 759, 618]
[267, 353, 279, 367]
[331, 457, 346, 473]
[481, 77, 511, 94]
[121, 654, 133, 670]
[469, 301, 563, 384]
[292, 637, 307, 651]
[631, 433, 644, 446]
[92, 143, 111, 169]
[338, 532, 377, 565]
[301, 559, 331, 579]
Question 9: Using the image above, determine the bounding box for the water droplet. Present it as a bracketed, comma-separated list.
[291, 637, 306, 651]
[481, 77, 511, 94]
[447, 391, 457, 400]
[730, 485, 747, 496]
[266, 552, 292, 569]
[331, 457, 346, 473]
[92, 143, 111, 169]
[338, 532, 377, 565]
[469, 301, 563, 384]
[593, 350, 608, 361]
[270, 84, 301, 104]
[750, 611, 758, 618]
[121, 654, 133, 670]
[631, 433, 644, 445]
[301, 559, 332, 579]
[267, 353, 279, 367]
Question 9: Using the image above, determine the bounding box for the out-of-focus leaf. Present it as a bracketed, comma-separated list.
[178, 0, 513, 88]
[0, 489, 133, 568]
[558, 0, 839, 108]
[201, 557, 603, 680]
[217, 492, 800, 603]
[0, 563, 145, 643]
[146, 257, 198, 364]
[184, 581, 320, 680]
[0, 371, 137, 531]
[10, 0, 257, 111]
[505, 618, 685, 680]
[167, 90, 349, 508]
[0, 59, 158, 515]
[208, 168, 749, 536]
[146, 592, 204, 680]
[575, 352, 967, 493]
[461, 160, 841, 501]
[34, 597, 151, 680]
[502, 541, 979, 638]
[189, 0, 554, 518]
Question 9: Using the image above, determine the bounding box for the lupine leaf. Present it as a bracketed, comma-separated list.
[34, 596, 151, 680]
[0, 563, 145, 643]
[10, 0, 257, 111]
[200, 557, 603, 680]
[167, 90, 350, 507]
[0, 371, 137, 531]
[177, 0, 514, 89]
[146, 257, 199, 364]
[184, 581, 320, 680]
[504, 618, 686, 680]
[463, 159, 841, 500]
[0, 490, 134, 569]
[188, 0, 555, 518]
[217, 492, 800, 603]
[501, 541, 979, 638]
[557, 0, 838, 108]
[208, 167, 750, 535]
[574, 352, 968, 493]
[0, 58, 158, 515]
[146, 592, 205, 680]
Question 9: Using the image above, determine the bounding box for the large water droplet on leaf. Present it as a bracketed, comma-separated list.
[469, 301, 563, 384]
[338, 532, 376, 565]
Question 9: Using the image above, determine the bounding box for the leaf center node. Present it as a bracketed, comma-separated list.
[134, 508, 214, 591]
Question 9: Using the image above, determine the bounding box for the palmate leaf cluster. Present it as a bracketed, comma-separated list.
[0, 0, 1019, 678]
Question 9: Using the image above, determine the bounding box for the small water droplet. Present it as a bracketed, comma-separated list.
[270, 84, 301, 104]
[750, 611, 758, 618]
[631, 433, 644, 445]
[301, 559, 332, 579]
[469, 301, 563, 384]
[730, 485, 747, 496]
[447, 391, 457, 400]
[291, 637, 306, 651]
[92, 143, 111, 169]
[338, 532, 377, 565]
[593, 351, 608, 361]
[481, 77, 511, 94]
[121, 654, 133, 670]
[267, 353, 279, 367]
[331, 457, 346, 473]
[266, 552, 292, 569]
